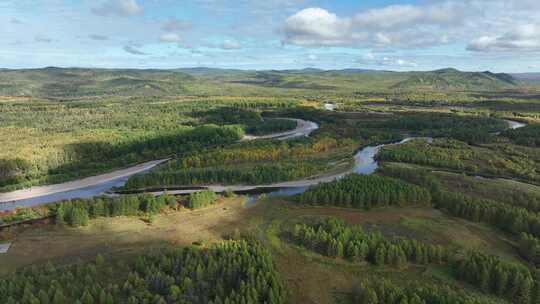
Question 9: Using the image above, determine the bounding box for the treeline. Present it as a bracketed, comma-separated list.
[455, 251, 540, 304]
[186, 190, 218, 209]
[0, 240, 287, 304]
[384, 113, 507, 143]
[246, 118, 297, 135]
[504, 124, 540, 147]
[377, 139, 472, 172]
[380, 165, 540, 266]
[352, 279, 497, 304]
[290, 218, 448, 266]
[199, 107, 297, 136]
[298, 174, 431, 209]
[519, 233, 540, 266]
[1, 124, 244, 191]
[434, 191, 540, 240]
[170, 136, 342, 169]
[125, 162, 325, 189]
[378, 138, 539, 182]
[53, 193, 177, 227]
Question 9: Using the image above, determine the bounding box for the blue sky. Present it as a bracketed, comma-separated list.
[1, 0, 540, 72]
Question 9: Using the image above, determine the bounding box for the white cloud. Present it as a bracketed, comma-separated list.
[162, 17, 192, 31]
[159, 33, 182, 43]
[356, 53, 418, 68]
[468, 24, 540, 52]
[221, 40, 241, 50]
[92, 0, 143, 17]
[281, 5, 461, 48]
[307, 54, 318, 61]
[282, 8, 352, 47]
[353, 3, 462, 29]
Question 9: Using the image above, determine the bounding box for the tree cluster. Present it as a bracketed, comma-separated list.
[125, 162, 324, 189]
[352, 279, 497, 304]
[503, 125, 540, 147]
[185, 190, 218, 209]
[54, 193, 177, 227]
[298, 174, 432, 209]
[455, 251, 540, 304]
[0, 240, 287, 304]
[519, 233, 540, 266]
[434, 191, 540, 240]
[175, 136, 340, 169]
[290, 217, 447, 266]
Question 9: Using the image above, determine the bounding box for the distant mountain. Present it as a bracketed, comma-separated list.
[511, 73, 540, 83]
[176, 67, 248, 76]
[392, 68, 517, 91]
[0, 67, 523, 97]
[0, 67, 193, 97]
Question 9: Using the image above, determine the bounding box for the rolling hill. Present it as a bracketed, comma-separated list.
[392, 68, 517, 91]
[0, 67, 521, 98]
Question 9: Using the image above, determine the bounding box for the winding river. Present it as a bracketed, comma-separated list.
[0, 118, 527, 211]
[0, 119, 319, 211]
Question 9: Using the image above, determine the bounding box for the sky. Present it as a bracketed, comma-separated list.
[1, 0, 540, 72]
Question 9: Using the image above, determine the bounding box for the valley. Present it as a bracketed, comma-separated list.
[1, 67, 540, 304]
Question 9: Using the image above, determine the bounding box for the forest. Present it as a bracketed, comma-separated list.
[1, 68, 540, 303]
[298, 174, 432, 209]
[288, 217, 540, 304]
[289, 217, 447, 266]
[0, 240, 286, 304]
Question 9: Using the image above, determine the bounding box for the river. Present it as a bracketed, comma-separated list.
[0, 118, 527, 211]
[0, 119, 319, 211]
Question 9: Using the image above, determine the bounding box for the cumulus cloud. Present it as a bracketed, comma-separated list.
[468, 24, 540, 52]
[162, 17, 192, 31]
[353, 3, 463, 29]
[92, 0, 143, 17]
[159, 33, 182, 43]
[282, 8, 352, 47]
[89, 34, 109, 41]
[307, 54, 318, 61]
[356, 52, 418, 68]
[123, 45, 147, 55]
[281, 5, 461, 48]
[221, 40, 241, 50]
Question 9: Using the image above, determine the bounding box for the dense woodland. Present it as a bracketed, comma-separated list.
[125, 161, 327, 189]
[290, 218, 447, 266]
[503, 124, 540, 147]
[378, 138, 540, 182]
[0, 240, 287, 304]
[290, 217, 540, 304]
[298, 174, 431, 209]
[352, 279, 499, 304]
